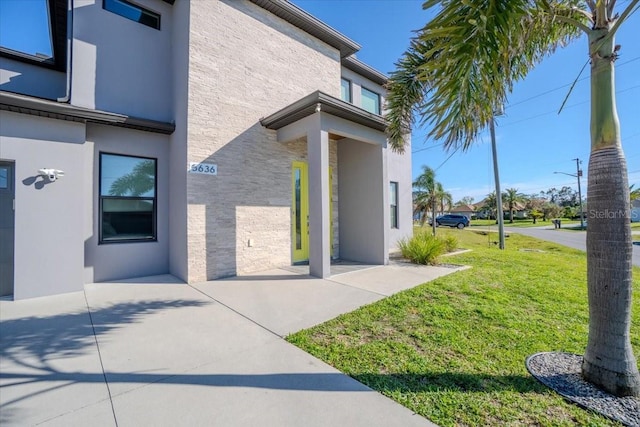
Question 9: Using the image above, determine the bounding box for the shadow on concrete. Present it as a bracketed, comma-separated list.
[0, 299, 206, 423]
[351, 372, 545, 394]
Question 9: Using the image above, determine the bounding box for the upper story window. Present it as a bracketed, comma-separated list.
[340, 78, 352, 103]
[0, 0, 67, 70]
[103, 0, 161, 30]
[361, 87, 381, 115]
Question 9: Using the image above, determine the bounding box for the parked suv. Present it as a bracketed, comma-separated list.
[436, 214, 469, 229]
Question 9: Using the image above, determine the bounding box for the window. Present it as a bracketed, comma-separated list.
[0, 166, 8, 189]
[340, 78, 351, 102]
[0, 0, 67, 70]
[103, 0, 161, 30]
[361, 87, 381, 115]
[100, 153, 157, 243]
[390, 182, 399, 229]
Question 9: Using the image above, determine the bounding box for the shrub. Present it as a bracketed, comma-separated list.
[398, 232, 446, 265]
[442, 235, 458, 252]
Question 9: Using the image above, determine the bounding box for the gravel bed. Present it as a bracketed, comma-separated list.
[526, 352, 640, 426]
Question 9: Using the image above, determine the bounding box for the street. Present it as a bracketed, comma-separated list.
[507, 227, 640, 268]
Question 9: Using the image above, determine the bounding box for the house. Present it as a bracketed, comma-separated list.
[0, 0, 413, 299]
[449, 204, 474, 221]
[632, 199, 640, 223]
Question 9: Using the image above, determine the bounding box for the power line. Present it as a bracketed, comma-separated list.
[507, 55, 640, 109]
[500, 84, 640, 128]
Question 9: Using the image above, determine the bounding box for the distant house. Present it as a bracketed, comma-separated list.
[632, 199, 640, 223]
[450, 204, 474, 221]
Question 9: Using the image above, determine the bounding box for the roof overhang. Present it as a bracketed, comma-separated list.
[342, 56, 388, 86]
[260, 91, 387, 133]
[0, 91, 175, 135]
[248, 0, 360, 58]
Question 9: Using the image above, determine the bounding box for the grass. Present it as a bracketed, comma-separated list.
[470, 218, 582, 228]
[288, 229, 640, 426]
[398, 232, 459, 265]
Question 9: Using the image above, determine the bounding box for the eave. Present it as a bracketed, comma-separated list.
[342, 56, 388, 86]
[260, 90, 387, 132]
[248, 0, 360, 58]
[0, 91, 175, 135]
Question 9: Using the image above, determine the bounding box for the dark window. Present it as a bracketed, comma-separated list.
[103, 0, 160, 30]
[100, 153, 157, 243]
[390, 182, 399, 229]
[340, 78, 351, 102]
[361, 86, 381, 115]
[0, 0, 67, 70]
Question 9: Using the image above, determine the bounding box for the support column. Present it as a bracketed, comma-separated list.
[307, 112, 331, 278]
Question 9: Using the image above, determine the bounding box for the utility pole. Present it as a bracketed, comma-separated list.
[574, 158, 584, 229]
[489, 113, 505, 250]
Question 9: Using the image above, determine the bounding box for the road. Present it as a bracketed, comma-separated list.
[507, 227, 640, 267]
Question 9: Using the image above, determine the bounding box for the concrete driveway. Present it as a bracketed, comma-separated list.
[507, 227, 640, 267]
[0, 263, 462, 426]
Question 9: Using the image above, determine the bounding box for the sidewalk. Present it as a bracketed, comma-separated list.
[0, 263, 464, 426]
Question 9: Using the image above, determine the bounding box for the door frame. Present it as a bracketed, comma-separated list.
[0, 160, 15, 297]
[291, 161, 333, 263]
[292, 161, 309, 263]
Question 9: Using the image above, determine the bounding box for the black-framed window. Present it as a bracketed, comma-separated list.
[100, 153, 157, 243]
[340, 78, 352, 102]
[0, 0, 67, 70]
[390, 182, 399, 229]
[361, 86, 381, 115]
[103, 0, 161, 30]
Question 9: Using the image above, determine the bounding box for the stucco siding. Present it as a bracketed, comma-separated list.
[185, 0, 342, 281]
[0, 111, 86, 299]
[84, 124, 170, 283]
[0, 57, 67, 100]
[72, 0, 174, 121]
[387, 136, 413, 249]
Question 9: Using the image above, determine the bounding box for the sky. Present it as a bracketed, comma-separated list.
[291, 0, 640, 204]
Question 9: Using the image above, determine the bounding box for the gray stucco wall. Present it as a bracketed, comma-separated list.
[387, 138, 413, 249]
[0, 58, 67, 100]
[0, 111, 86, 299]
[83, 124, 170, 283]
[337, 139, 386, 264]
[168, 0, 191, 282]
[185, 0, 342, 282]
[71, 0, 174, 121]
[340, 66, 386, 114]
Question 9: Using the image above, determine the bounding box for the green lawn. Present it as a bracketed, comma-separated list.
[469, 218, 582, 228]
[288, 229, 639, 426]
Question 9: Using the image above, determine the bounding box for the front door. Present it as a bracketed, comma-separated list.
[0, 161, 15, 297]
[292, 161, 309, 263]
[291, 162, 333, 263]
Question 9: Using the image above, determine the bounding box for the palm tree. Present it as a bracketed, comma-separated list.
[386, 0, 639, 396]
[631, 185, 640, 202]
[483, 191, 498, 220]
[413, 165, 447, 235]
[436, 182, 453, 215]
[503, 188, 526, 223]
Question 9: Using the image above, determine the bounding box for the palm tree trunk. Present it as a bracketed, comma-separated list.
[582, 28, 640, 397]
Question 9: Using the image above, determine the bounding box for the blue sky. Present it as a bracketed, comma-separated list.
[291, 0, 640, 203]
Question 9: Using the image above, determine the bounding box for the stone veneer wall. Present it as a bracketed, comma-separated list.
[186, 0, 341, 282]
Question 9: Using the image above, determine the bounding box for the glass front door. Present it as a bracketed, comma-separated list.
[292, 162, 309, 262]
[291, 162, 333, 263]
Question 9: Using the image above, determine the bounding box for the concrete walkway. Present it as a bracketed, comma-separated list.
[0, 262, 464, 426]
